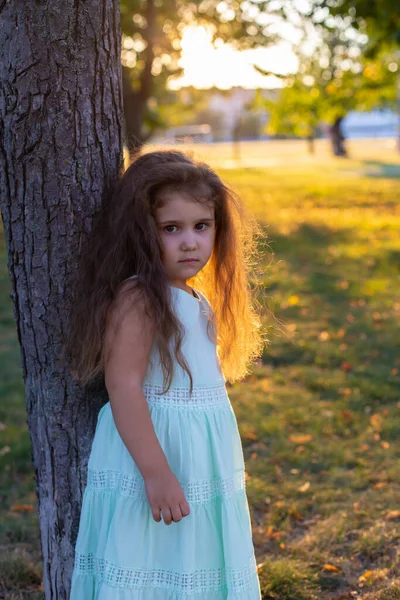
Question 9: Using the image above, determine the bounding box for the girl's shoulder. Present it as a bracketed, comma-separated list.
[110, 275, 150, 319]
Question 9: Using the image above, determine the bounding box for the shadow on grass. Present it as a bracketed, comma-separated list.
[255, 221, 400, 407]
[361, 160, 400, 179]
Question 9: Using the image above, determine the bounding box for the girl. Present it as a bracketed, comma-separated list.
[66, 149, 266, 598]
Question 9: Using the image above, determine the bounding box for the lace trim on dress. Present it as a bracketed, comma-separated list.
[73, 552, 259, 594]
[87, 468, 246, 504]
[143, 383, 229, 408]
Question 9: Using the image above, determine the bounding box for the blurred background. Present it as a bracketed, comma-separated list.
[120, 0, 399, 160]
[1, 1, 399, 599]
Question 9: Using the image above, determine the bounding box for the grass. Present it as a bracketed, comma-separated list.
[1, 138, 400, 598]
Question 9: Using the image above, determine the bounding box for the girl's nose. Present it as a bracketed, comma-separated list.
[181, 234, 197, 250]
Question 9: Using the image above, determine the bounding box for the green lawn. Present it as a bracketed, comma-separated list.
[1, 139, 400, 599]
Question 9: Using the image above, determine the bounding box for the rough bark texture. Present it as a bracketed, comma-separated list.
[0, 1, 123, 597]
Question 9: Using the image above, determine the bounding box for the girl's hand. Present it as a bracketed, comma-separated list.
[144, 469, 191, 525]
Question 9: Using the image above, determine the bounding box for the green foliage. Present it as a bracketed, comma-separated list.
[322, 0, 400, 52]
[258, 13, 398, 140]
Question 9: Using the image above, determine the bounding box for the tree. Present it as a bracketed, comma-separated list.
[256, 10, 398, 156]
[319, 0, 400, 148]
[119, 0, 280, 154]
[0, 1, 123, 597]
[320, 0, 400, 52]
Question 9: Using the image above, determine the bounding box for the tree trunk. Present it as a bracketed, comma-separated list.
[122, 66, 151, 158]
[0, 2, 124, 598]
[123, 0, 156, 158]
[329, 116, 348, 157]
[232, 115, 242, 162]
[396, 68, 400, 153]
[307, 134, 315, 154]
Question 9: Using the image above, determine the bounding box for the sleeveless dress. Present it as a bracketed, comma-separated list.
[70, 277, 262, 599]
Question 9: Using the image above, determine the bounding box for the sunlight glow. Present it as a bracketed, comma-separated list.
[169, 26, 299, 90]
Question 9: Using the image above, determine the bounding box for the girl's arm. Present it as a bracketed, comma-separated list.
[103, 284, 169, 479]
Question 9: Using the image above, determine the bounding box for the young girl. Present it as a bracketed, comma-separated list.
[67, 149, 265, 598]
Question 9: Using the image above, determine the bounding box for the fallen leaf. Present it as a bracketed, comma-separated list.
[358, 570, 374, 582]
[298, 481, 311, 492]
[257, 561, 266, 574]
[244, 431, 258, 441]
[271, 531, 281, 539]
[358, 569, 388, 583]
[323, 564, 341, 573]
[291, 510, 304, 521]
[369, 413, 383, 431]
[386, 510, 400, 521]
[289, 434, 312, 444]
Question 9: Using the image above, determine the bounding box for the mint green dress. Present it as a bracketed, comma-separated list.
[70, 277, 261, 599]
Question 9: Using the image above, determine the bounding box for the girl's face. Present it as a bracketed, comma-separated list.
[154, 191, 216, 286]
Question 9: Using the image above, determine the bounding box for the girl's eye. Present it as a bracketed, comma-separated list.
[163, 223, 208, 233]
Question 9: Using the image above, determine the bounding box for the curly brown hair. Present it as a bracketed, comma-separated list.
[63, 149, 268, 395]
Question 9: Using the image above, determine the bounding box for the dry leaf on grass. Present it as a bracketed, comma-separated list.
[289, 434, 312, 444]
[323, 564, 341, 573]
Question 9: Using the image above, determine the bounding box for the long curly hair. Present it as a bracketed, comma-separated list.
[63, 149, 267, 395]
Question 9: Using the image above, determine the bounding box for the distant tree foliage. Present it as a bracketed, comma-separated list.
[256, 2, 398, 156]
[319, 0, 400, 53]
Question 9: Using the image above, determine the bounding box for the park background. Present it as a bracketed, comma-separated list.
[0, 1, 399, 599]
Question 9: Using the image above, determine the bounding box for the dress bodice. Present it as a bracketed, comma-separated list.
[124, 276, 225, 388]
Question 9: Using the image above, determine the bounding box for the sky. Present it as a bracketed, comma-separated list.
[169, 25, 300, 90]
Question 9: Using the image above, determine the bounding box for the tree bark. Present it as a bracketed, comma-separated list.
[0, 1, 124, 597]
